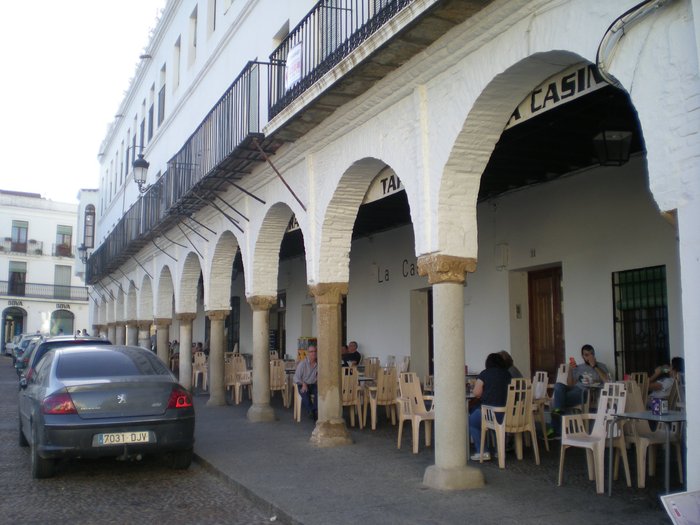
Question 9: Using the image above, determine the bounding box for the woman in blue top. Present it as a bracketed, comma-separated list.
[469, 353, 512, 461]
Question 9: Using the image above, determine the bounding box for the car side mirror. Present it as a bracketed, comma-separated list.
[19, 377, 28, 389]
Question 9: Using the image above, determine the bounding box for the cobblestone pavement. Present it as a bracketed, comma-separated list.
[0, 356, 274, 525]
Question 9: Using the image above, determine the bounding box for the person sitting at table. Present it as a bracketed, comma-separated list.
[551, 344, 610, 436]
[499, 350, 523, 379]
[341, 340, 362, 367]
[469, 352, 511, 462]
[646, 358, 683, 407]
[294, 345, 318, 420]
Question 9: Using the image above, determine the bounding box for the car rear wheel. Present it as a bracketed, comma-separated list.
[169, 448, 193, 470]
[30, 425, 55, 479]
[19, 418, 28, 447]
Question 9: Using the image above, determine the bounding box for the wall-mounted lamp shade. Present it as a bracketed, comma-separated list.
[133, 153, 150, 186]
[77, 243, 88, 264]
[593, 130, 632, 166]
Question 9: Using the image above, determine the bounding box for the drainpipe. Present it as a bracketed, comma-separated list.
[596, 0, 675, 87]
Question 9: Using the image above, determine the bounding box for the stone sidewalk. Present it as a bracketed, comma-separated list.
[192, 393, 674, 525]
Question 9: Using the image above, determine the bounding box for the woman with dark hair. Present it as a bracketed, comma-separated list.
[468, 353, 511, 461]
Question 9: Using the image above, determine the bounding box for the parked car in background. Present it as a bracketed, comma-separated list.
[12, 334, 42, 367]
[20, 335, 112, 381]
[18, 345, 195, 478]
[5, 334, 22, 357]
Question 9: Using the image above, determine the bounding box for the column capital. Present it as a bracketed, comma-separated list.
[417, 254, 477, 285]
[106, 322, 116, 327]
[176, 313, 197, 323]
[247, 295, 277, 311]
[309, 282, 348, 304]
[153, 317, 171, 326]
[137, 321, 152, 330]
[93, 324, 104, 331]
[206, 309, 229, 322]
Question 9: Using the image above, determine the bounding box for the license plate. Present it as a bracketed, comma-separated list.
[96, 431, 151, 446]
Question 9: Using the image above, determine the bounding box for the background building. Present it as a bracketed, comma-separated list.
[87, 0, 700, 490]
[1, 190, 90, 347]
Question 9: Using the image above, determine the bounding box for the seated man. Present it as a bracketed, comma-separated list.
[341, 340, 362, 367]
[294, 345, 318, 420]
[551, 344, 610, 435]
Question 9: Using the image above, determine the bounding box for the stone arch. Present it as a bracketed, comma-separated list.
[207, 230, 239, 310]
[438, 50, 587, 259]
[250, 202, 295, 296]
[155, 265, 175, 319]
[179, 252, 203, 313]
[317, 157, 393, 283]
[138, 275, 154, 321]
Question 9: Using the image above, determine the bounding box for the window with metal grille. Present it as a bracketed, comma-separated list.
[612, 265, 669, 377]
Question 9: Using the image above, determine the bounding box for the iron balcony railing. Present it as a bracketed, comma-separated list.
[87, 61, 267, 284]
[0, 281, 88, 301]
[0, 239, 44, 255]
[269, 0, 414, 118]
[52, 243, 75, 258]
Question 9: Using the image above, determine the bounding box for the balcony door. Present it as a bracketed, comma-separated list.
[54, 265, 71, 300]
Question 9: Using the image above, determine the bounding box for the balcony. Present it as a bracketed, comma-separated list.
[0, 239, 44, 255]
[268, 0, 492, 140]
[0, 281, 88, 301]
[53, 243, 75, 258]
[87, 61, 284, 284]
[87, 0, 490, 284]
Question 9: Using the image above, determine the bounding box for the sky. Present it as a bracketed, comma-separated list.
[0, 0, 166, 204]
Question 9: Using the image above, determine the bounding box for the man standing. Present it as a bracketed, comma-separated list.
[294, 345, 318, 419]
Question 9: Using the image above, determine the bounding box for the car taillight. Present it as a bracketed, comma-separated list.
[42, 391, 77, 415]
[168, 387, 193, 409]
[25, 368, 34, 381]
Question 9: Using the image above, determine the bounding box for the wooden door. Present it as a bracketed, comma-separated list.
[528, 267, 564, 379]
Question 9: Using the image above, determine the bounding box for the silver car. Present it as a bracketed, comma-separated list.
[18, 345, 195, 478]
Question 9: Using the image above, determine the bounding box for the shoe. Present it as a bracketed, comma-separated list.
[470, 451, 491, 461]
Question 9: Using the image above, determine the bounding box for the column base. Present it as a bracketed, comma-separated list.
[310, 419, 353, 447]
[206, 394, 227, 407]
[422, 464, 485, 490]
[247, 403, 276, 422]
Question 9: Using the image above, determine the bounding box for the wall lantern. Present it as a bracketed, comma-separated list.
[130, 151, 150, 194]
[78, 243, 90, 265]
[593, 130, 633, 166]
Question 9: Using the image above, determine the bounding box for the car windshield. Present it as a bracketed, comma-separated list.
[56, 348, 171, 379]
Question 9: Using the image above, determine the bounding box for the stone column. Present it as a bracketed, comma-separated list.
[137, 321, 151, 350]
[206, 310, 228, 406]
[418, 254, 484, 490]
[126, 321, 139, 346]
[154, 318, 171, 364]
[678, 199, 700, 489]
[308, 283, 352, 447]
[92, 325, 101, 338]
[107, 323, 116, 343]
[247, 295, 276, 422]
[115, 323, 126, 345]
[177, 313, 196, 390]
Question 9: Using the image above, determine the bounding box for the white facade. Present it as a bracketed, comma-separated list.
[0, 190, 90, 346]
[91, 0, 700, 490]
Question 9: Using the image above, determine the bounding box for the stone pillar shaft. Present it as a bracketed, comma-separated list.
[177, 314, 196, 390]
[418, 254, 484, 490]
[247, 296, 276, 422]
[107, 323, 117, 344]
[137, 321, 151, 350]
[206, 310, 228, 406]
[309, 283, 351, 447]
[115, 324, 126, 345]
[154, 318, 171, 364]
[126, 321, 139, 346]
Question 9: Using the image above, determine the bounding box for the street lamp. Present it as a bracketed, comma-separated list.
[78, 243, 90, 264]
[132, 152, 150, 193]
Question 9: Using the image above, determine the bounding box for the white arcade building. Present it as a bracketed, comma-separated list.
[87, 0, 699, 490]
